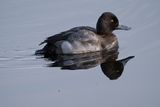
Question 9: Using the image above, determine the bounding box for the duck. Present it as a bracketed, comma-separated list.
[35, 12, 131, 59]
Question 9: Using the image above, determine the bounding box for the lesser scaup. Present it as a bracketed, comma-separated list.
[36, 12, 131, 59]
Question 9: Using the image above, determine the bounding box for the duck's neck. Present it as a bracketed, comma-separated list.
[96, 23, 112, 35]
[97, 30, 113, 36]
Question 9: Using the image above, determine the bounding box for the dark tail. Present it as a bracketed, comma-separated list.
[39, 40, 46, 45]
[35, 49, 44, 55]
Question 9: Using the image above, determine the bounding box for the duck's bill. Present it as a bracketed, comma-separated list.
[115, 25, 131, 30]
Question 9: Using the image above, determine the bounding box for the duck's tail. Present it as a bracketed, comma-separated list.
[35, 49, 44, 55]
[39, 40, 46, 45]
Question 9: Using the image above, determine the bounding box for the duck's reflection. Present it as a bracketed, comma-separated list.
[46, 50, 134, 80]
[100, 56, 134, 80]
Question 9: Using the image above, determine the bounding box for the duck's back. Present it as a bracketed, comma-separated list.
[37, 26, 103, 55]
[56, 27, 102, 54]
[42, 26, 96, 45]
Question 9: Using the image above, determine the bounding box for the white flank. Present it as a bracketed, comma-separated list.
[61, 41, 73, 54]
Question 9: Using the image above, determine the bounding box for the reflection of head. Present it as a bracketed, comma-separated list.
[101, 56, 135, 80]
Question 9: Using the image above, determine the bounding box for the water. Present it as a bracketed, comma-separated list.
[0, 0, 160, 107]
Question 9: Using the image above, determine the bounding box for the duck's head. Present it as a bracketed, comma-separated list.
[96, 12, 131, 35]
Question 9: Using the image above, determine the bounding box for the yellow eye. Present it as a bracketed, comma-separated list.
[111, 19, 114, 23]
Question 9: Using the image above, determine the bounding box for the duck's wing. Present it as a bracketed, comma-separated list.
[36, 26, 96, 59]
[39, 26, 97, 45]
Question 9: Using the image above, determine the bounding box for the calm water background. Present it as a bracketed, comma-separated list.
[0, 0, 160, 107]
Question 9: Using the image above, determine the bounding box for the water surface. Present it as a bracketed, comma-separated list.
[0, 0, 160, 107]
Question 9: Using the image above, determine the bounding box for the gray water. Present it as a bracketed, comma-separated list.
[0, 0, 160, 107]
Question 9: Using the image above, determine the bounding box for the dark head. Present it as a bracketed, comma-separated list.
[96, 12, 131, 35]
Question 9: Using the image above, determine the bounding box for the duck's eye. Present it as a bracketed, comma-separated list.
[110, 19, 114, 23]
